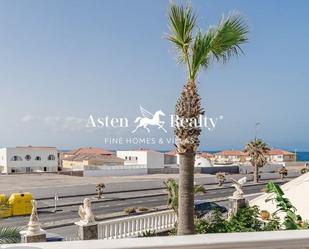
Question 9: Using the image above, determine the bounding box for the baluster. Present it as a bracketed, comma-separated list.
[114, 222, 119, 239]
[99, 224, 104, 239]
[154, 214, 158, 230]
[123, 221, 127, 238]
[147, 217, 150, 230]
[119, 221, 123, 238]
[104, 224, 108, 239]
[107, 224, 112, 240]
[132, 219, 136, 237]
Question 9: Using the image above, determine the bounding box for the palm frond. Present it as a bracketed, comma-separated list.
[0, 227, 21, 244]
[166, 3, 196, 64]
[194, 184, 206, 194]
[191, 31, 212, 79]
[207, 13, 249, 63]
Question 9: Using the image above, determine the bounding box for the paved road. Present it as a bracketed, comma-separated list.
[1, 183, 266, 232]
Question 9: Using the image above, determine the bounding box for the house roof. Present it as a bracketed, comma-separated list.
[198, 152, 214, 158]
[215, 150, 247, 156]
[268, 149, 295, 156]
[165, 150, 177, 156]
[66, 147, 113, 156]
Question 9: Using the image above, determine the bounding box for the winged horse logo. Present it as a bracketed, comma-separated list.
[132, 106, 167, 133]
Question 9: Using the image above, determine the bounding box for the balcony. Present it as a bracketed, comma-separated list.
[2, 230, 309, 249]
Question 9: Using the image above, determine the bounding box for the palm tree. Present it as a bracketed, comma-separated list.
[0, 227, 21, 244]
[96, 183, 105, 199]
[244, 139, 270, 183]
[164, 178, 206, 213]
[166, 3, 248, 234]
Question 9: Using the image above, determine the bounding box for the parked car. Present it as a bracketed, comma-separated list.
[194, 200, 227, 218]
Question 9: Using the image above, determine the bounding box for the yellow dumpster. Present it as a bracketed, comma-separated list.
[8, 192, 33, 216]
[0, 194, 7, 203]
[0, 194, 11, 218]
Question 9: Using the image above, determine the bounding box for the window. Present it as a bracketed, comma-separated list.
[11, 155, 22, 161]
[35, 156, 41, 161]
[25, 155, 31, 161]
[48, 155, 55, 160]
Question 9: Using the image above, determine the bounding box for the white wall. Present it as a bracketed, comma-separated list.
[84, 165, 148, 177]
[146, 150, 164, 169]
[0, 148, 8, 173]
[0, 147, 58, 173]
[117, 151, 147, 165]
[116, 150, 164, 169]
[194, 156, 213, 167]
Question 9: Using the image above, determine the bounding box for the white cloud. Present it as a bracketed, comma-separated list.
[20, 115, 87, 132]
[21, 114, 35, 123]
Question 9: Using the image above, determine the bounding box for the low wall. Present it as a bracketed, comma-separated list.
[84, 165, 148, 177]
[200, 166, 239, 175]
[239, 164, 284, 174]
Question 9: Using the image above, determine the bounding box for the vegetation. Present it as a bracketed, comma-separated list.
[124, 207, 136, 215]
[140, 230, 157, 237]
[166, 2, 248, 235]
[137, 207, 149, 212]
[278, 166, 288, 180]
[194, 206, 280, 234]
[0, 227, 21, 244]
[96, 183, 105, 199]
[164, 178, 206, 212]
[215, 172, 226, 187]
[300, 167, 309, 174]
[265, 182, 308, 229]
[244, 139, 270, 182]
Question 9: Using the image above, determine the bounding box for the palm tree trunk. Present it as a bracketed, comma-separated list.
[254, 163, 259, 183]
[177, 152, 195, 235]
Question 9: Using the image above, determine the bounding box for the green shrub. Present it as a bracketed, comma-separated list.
[124, 207, 136, 215]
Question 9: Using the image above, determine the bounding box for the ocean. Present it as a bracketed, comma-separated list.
[296, 152, 309, 161]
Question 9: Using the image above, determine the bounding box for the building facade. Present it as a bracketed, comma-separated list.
[0, 146, 58, 174]
[267, 149, 296, 162]
[214, 150, 247, 165]
[116, 149, 164, 169]
[61, 147, 124, 170]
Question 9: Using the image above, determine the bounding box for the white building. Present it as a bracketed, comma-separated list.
[165, 150, 213, 167]
[116, 149, 164, 169]
[0, 146, 59, 174]
[250, 172, 309, 222]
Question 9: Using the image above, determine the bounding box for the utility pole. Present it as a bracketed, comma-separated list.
[254, 122, 261, 141]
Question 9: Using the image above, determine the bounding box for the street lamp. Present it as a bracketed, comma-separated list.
[254, 122, 261, 141]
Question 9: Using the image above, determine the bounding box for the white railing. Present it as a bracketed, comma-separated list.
[98, 210, 177, 239]
[4, 230, 309, 249]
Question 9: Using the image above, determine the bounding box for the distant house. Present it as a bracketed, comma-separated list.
[195, 152, 213, 167]
[214, 150, 247, 165]
[164, 150, 214, 167]
[116, 149, 164, 169]
[164, 150, 178, 165]
[267, 149, 296, 163]
[0, 146, 58, 174]
[62, 147, 124, 170]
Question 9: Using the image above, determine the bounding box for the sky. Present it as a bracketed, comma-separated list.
[0, 0, 308, 151]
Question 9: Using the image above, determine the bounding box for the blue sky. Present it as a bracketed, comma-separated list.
[0, 0, 308, 151]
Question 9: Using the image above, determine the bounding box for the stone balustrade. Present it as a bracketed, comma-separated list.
[98, 209, 177, 239]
